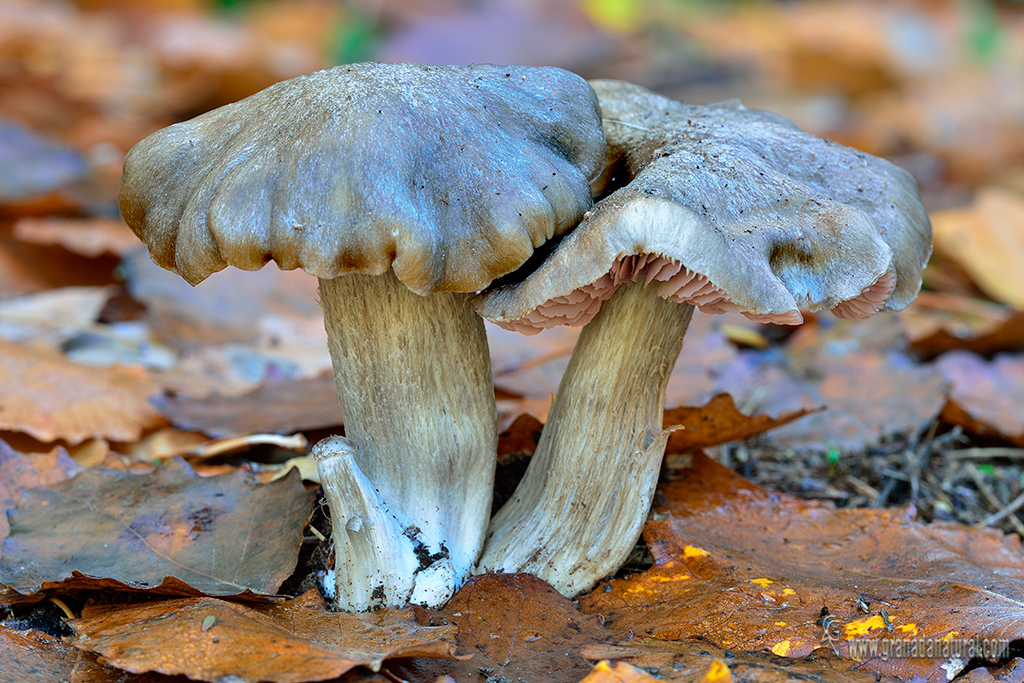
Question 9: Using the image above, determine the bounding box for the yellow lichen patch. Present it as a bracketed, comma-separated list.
[646, 573, 691, 583]
[942, 631, 960, 641]
[844, 615, 886, 637]
[898, 624, 919, 635]
[770, 640, 800, 656]
[698, 659, 733, 683]
[775, 621, 788, 627]
[683, 545, 710, 559]
[781, 588, 796, 596]
[749, 578, 774, 587]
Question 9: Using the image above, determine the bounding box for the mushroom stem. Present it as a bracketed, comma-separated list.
[477, 281, 693, 596]
[313, 436, 422, 611]
[318, 270, 497, 610]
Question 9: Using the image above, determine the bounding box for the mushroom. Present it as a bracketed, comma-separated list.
[119, 63, 606, 610]
[473, 80, 932, 596]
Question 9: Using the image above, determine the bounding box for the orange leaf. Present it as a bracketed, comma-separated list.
[580, 453, 1024, 682]
[70, 590, 464, 683]
[0, 339, 165, 444]
[663, 394, 816, 452]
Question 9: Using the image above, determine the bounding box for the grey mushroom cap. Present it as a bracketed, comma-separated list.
[475, 80, 932, 324]
[119, 63, 606, 293]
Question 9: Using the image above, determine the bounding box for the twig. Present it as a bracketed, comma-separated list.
[968, 463, 1024, 534]
[846, 475, 880, 499]
[947, 448, 1024, 460]
[984, 490, 1024, 528]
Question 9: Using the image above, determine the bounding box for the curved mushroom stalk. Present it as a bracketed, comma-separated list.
[313, 436, 444, 610]
[319, 271, 496, 610]
[477, 282, 693, 596]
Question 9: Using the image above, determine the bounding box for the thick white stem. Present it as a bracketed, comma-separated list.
[476, 282, 693, 596]
[313, 436, 423, 611]
[318, 271, 497, 609]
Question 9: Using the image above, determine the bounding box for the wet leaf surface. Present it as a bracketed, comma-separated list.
[0, 458, 314, 601]
[407, 573, 617, 683]
[0, 624, 186, 683]
[0, 439, 81, 549]
[0, 338, 165, 444]
[579, 639, 894, 683]
[579, 453, 1024, 682]
[937, 352, 1024, 446]
[70, 590, 464, 683]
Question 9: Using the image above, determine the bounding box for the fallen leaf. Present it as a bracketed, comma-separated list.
[0, 624, 174, 683]
[155, 374, 344, 438]
[0, 120, 87, 202]
[578, 660, 662, 683]
[931, 187, 1024, 309]
[0, 222, 122, 299]
[710, 347, 946, 452]
[488, 323, 579, 400]
[902, 292, 1024, 359]
[663, 394, 817, 453]
[0, 457, 314, 602]
[13, 216, 141, 257]
[937, 351, 1024, 446]
[496, 413, 544, 458]
[957, 657, 1024, 683]
[0, 338, 165, 444]
[70, 589, 463, 683]
[124, 250, 322, 349]
[408, 573, 616, 683]
[580, 639, 892, 683]
[0, 439, 81, 550]
[579, 453, 1024, 682]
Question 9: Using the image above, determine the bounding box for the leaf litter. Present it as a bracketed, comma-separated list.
[4, 1, 1024, 682]
[0, 457, 314, 602]
[579, 453, 1024, 683]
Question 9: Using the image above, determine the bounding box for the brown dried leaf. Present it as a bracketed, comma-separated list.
[937, 351, 1024, 446]
[13, 216, 141, 258]
[0, 625, 179, 683]
[496, 413, 544, 458]
[71, 590, 463, 683]
[931, 188, 1024, 309]
[0, 339, 165, 444]
[958, 658, 1024, 683]
[578, 660, 662, 683]
[0, 222, 122, 299]
[710, 346, 946, 452]
[0, 458, 314, 602]
[408, 574, 617, 683]
[903, 293, 1024, 359]
[579, 453, 1024, 682]
[125, 250, 322, 349]
[0, 121, 87, 203]
[0, 439, 81, 549]
[663, 394, 817, 453]
[156, 375, 344, 438]
[579, 639, 892, 683]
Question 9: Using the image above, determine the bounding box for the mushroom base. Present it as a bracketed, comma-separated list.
[318, 271, 497, 610]
[476, 282, 693, 596]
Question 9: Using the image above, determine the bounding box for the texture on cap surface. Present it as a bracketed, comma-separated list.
[476, 80, 931, 324]
[120, 63, 606, 293]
